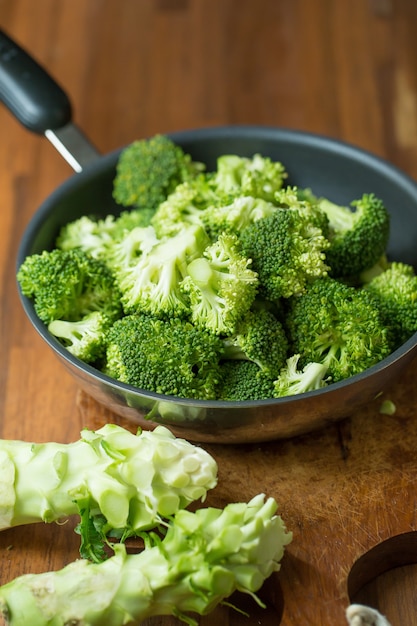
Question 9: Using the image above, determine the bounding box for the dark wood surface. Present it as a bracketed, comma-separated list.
[1, 1, 417, 624]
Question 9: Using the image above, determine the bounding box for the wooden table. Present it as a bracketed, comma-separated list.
[1, 1, 417, 624]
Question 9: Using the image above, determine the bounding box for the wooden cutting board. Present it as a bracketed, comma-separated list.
[79, 354, 417, 626]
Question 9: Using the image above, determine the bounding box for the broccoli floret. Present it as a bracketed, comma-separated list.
[274, 187, 330, 236]
[240, 203, 330, 300]
[318, 193, 390, 278]
[212, 153, 287, 202]
[115, 206, 156, 230]
[105, 314, 224, 400]
[285, 277, 393, 382]
[106, 225, 159, 274]
[151, 178, 215, 238]
[56, 215, 117, 259]
[295, 187, 317, 203]
[116, 224, 209, 318]
[218, 360, 276, 401]
[113, 135, 204, 210]
[201, 195, 278, 240]
[222, 308, 288, 379]
[56, 209, 157, 261]
[47, 311, 112, 363]
[273, 354, 330, 397]
[180, 232, 258, 335]
[364, 261, 417, 346]
[17, 248, 122, 325]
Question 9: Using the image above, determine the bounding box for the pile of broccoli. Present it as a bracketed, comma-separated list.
[17, 134, 417, 403]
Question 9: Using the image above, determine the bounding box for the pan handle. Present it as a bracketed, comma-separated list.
[0, 29, 100, 172]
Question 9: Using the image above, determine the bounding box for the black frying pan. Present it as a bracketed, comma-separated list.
[1, 28, 417, 443]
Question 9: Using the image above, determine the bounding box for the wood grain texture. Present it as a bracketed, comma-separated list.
[79, 355, 417, 625]
[1, 1, 417, 624]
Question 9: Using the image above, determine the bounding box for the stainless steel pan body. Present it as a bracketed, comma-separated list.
[2, 29, 417, 443]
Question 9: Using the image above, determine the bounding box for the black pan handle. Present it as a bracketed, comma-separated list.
[0, 28, 72, 133]
[0, 29, 99, 171]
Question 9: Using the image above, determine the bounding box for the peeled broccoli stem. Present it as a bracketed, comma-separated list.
[0, 494, 292, 626]
[0, 424, 217, 561]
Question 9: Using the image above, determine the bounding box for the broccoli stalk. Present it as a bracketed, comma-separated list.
[0, 424, 218, 562]
[273, 354, 330, 397]
[0, 494, 292, 626]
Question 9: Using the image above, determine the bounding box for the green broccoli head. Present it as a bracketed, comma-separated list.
[116, 224, 209, 318]
[274, 187, 331, 236]
[48, 311, 112, 363]
[17, 248, 122, 325]
[285, 277, 393, 382]
[201, 195, 278, 241]
[105, 314, 224, 400]
[273, 354, 330, 397]
[151, 177, 215, 238]
[113, 135, 204, 211]
[56, 215, 117, 259]
[212, 153, 287, 203]
[364, 261, 417, 347]
[109, 206, 157, 237]
[318, 192, 390, 278]
[240, 203, 330, 300]
[0, 494, 291, 625]
[56, 209, 157, 261]
[106, 225, 159, 275]
[222, 308, 289, 379]
[181, 232, 259, 336]
[217, 360, 276, 401]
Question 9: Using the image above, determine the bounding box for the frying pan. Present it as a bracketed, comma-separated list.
[2, 28, 417, 444]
